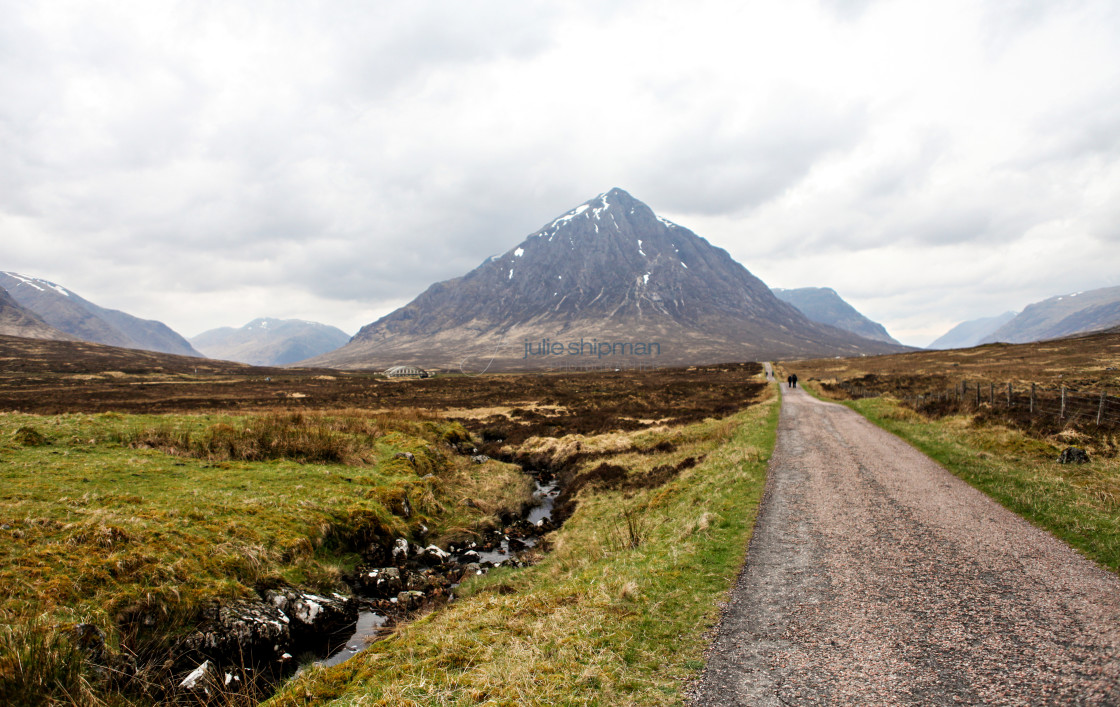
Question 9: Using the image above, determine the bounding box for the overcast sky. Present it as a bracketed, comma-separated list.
[3, 0, 1119, 347]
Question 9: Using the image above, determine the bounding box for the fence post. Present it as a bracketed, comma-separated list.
[1061, 386, 1066, 420]
[976, 383, 981, 407]
[1007, 382, 1012, 408]
[1099, 391, 1106, 426]
[1030, 383, 1035, 413]
[989, 382, 994, 403]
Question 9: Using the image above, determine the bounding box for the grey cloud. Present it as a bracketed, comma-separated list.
[641, 93, 870, 216]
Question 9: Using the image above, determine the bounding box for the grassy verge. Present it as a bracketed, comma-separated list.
[827, 393, 1120, 575]
[0, 409, 532, 705]
[268, 392, 779, 706]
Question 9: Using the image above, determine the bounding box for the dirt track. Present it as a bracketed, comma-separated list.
[691, 387, 1120, 705]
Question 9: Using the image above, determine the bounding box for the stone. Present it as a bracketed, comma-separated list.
[416, 544, 451, 566]
[458, 550, 482, 563]
[391, 537, 409, 559]
[356, 567, 403, 598]
[265, 588, 357, 636]
[179, 659, 215, 694]
[180, 599, 291, 663]
[396, 590, 426, 610]
[1057, 446, 1090, 464]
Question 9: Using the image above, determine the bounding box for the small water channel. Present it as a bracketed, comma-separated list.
[313, 476, 558, 669]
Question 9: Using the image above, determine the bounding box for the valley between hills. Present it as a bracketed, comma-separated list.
[2, 190, 1118, 705]
[1, 328, 1118, 705]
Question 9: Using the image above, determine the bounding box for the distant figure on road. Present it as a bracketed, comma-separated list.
[787, 375, 793, 388]
[788, 374, 798, 388]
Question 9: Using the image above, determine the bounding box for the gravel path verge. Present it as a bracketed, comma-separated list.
[690, 387, 1120, 705]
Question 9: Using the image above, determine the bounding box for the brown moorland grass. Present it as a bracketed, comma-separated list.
[0, 408, 530, 705]
[267, 391, 780, 707]
[0, 336, 774, 705]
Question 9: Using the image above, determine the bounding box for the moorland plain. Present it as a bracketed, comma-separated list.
[0, 335, 774, 705]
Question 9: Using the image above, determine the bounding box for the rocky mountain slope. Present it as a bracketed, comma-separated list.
[0, 272, 201, 356]
[773, 287, 900, 345]
[927, 312, 1017, 350]
[0, 285, 74, 340]
[981, 286, 1120, 344]
[192, 318, 351, 366]
[305, 189, 909, 371]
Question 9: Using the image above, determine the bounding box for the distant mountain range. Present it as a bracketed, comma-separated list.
[192, 318, 351, 366]
[0, 272, 201, 356]
[927, 312, 1017, 349]
[772, 287, 900, 345]
[981, 286, 1120, 344]
[305, 189, 909, 370]
[927, 285, 1120, 349]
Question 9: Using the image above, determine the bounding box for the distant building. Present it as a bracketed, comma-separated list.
[384, 365, 428, 379]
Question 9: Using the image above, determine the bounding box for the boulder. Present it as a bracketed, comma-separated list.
[355, 567, 404, 598]
[1058, 447, 1090, 464]
[180, 599, 291, 663]
[416, 544, 451, 566]
[265, 589, 357, 639]
[395, 590, 426, 610]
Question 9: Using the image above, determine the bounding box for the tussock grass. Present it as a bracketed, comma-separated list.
[841, 395, 1120, 574]
[0, 409, 530, 704]
[268, 392, 780, 706]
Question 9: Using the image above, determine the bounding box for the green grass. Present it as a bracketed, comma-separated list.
[0, 409, 532, 705]
[832, 395, 1120, 575]
[267, 392, 780, 706]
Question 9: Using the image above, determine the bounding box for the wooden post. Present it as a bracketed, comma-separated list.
[976, 382, 981, 407]
[1060, 386, 1066, 420]
[1099, 391, 1106, 426]
[1007, 382, 1012, 408]
[1030, 383, 1035, 413]
[989, 382, 994, 403]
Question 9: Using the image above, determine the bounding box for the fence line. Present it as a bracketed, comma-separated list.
[836, 379, 1120, 428]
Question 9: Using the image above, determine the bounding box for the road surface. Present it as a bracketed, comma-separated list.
[691, 386, 1120, 705]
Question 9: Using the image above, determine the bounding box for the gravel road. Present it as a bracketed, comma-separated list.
[690, 386, 1120, 705]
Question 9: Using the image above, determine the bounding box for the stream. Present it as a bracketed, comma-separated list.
[312, 476, 559, 669]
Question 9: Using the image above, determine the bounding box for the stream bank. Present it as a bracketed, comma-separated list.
[164, 471, 560, 704]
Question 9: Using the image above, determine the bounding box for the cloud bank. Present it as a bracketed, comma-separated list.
[2, 0, 1118, 346]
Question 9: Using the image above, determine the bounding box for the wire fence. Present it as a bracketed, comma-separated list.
[836, 380, 1120, 429]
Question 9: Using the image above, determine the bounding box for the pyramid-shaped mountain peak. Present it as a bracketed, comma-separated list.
[305, 190, 907, 370]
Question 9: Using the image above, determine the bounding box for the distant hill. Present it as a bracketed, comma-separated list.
[306, 188, 909, 371]
[0, 285, 75, 341]
[927, 312, 1017, 350]
[0, 272, 201, 357]
[773, 287, 900, 345]
[982, 286, 1120, 344]
[192, 318, 351, 366]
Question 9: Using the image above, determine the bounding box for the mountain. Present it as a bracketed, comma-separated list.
[0, 272, 202, 357]
[0, 286, 75, 341]
[982, 286, 1120, 344]
[773, 287, 900, 345]
[305, 189, 909, 371]
[192, 318, 351, 366]
[927, 312, 1017, 350]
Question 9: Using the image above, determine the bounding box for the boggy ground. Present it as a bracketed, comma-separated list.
[0, 335, 770, 705]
